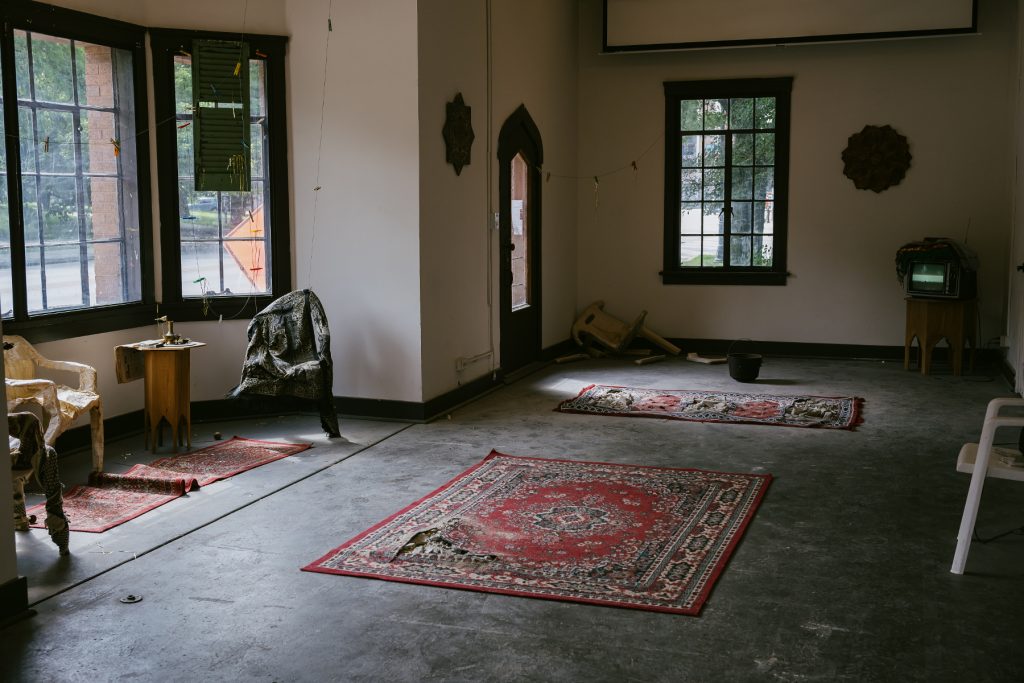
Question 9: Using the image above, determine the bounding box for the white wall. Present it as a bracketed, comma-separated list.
[287, 0, 423, 402]
[1010, 2, 1024, 392]
[417, 0, 491, 398]
[577, 0, 1017, 348]
[33, 0, 424, 415]
[490, 0, 579, 352]
[417, 0, 579, 400]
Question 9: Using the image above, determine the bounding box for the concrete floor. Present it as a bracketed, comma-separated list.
[2, 355, 1024, 682]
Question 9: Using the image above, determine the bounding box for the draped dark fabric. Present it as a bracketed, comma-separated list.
[227, 290, 340, 437]
[9, 411, 69, 553]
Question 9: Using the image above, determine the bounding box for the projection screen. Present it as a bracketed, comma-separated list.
[604, 0, 977, 52]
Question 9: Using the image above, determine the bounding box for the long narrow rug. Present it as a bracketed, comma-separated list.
[303, 450, 771, 615]
[557, 384, 864, 430]
[28, 437, 311, 533]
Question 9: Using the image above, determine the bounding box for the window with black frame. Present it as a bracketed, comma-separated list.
[150, 30, 290, 319]
[662, 78, 791, 285]
[0, 5, 151, 333]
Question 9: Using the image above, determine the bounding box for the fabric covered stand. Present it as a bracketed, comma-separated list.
[228, 289, 341, 438]
[9, 411, 69, 555]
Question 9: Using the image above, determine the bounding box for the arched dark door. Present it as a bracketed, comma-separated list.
[498, 105, 543, 374]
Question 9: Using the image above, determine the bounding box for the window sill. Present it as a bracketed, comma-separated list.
[3, 303, 158, 343]
[660, 270, 789, 286]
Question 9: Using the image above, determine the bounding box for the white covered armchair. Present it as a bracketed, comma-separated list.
[3, 335, 104, 473]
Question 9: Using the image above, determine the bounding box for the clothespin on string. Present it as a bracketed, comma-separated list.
[110, 138, 120, 157]
[233, 62, 241, 77]
[177, 122, 191, 129]
[593, 176, 600, 209]
[43, 136, 50, 153]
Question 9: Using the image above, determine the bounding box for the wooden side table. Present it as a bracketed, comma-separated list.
[138, 342, 205, 452]
[904, 298, 976, 376]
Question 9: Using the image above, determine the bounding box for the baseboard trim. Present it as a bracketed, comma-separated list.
[667, 337, 1004, 365]
[53, 360, 522, 452]
[61, 336, 994, 453]
[0, 576, 29, 626]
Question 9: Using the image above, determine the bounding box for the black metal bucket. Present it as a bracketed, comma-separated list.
[727, 340, 762, 382]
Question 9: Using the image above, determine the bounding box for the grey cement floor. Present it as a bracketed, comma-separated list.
[2, 356, 1024, 682]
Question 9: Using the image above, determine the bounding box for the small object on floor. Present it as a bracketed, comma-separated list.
[634, 354, 667, 365]
[554, 353, 588, 364]
[686, 352, 727, 365]
[213, 432, 222, 440]
[119, 594, 143, 604]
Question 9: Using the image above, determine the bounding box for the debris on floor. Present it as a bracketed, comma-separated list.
[686, 352, 727, 364]
[570, 301, 681, 359]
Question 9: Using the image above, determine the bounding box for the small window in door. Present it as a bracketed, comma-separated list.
[510, 152, 530, 310]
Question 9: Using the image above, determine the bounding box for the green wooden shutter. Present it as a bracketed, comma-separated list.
[193, 40, 250, 192]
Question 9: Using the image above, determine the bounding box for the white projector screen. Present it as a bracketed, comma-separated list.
[604, 0, 977, 51]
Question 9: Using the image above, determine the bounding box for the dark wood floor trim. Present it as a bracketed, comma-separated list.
[59, 336, 1003, 453]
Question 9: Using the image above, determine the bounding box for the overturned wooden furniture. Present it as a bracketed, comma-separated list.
[570, 301, 681, 356]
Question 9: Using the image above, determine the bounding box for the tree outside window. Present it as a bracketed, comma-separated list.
[662, 78, 792, 285]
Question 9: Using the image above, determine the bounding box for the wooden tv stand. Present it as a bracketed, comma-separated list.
[904, 298, 976, 376]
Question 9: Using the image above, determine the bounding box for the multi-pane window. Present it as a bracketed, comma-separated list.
[151, 30, 290, 317]
[1, 20, 147, 322]
[174, 54, 270, 299]
[663, 78, 791, 285]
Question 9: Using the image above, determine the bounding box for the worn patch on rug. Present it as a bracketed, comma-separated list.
[303, 451, 770, 615]
[28, 437, 311, 533]
[557, 384, 863, 430]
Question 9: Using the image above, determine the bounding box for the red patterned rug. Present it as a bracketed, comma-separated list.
[557, 385, 863, 430]
[303, 451, 770, 615]
[29, 437, 310, 533]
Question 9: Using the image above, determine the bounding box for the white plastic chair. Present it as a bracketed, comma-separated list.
[950, 397, 1024, 574]
[3, 335, 104, 473]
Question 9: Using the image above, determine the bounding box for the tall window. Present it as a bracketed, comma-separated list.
[151, 30, 290, 319]
[662, 78, 791, 285]
[0, 5, 151, 335]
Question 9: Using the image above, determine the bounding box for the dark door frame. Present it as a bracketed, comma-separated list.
[497, 104, 543, 373]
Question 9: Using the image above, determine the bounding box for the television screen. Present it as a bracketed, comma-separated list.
[909, 262, 947, 292]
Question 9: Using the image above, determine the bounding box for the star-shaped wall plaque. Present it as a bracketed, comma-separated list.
[442, 92, 474, 176]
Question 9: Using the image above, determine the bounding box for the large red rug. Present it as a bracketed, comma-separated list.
[303, 451, 771, 615]
[557, 385, 864, 430]
[29, 437, 310, 532]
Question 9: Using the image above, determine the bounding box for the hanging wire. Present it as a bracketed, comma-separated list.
[305, 0, 335, 290]
[542, 131, 664, 183]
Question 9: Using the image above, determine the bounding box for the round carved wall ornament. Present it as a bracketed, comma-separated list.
[841, 124, 911, 193]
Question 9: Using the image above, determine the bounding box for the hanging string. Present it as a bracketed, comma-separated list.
[543, 130, 664, 184]
[306, 0, 335, 289]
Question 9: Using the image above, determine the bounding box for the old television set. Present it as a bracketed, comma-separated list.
[896, 238, 977, 300]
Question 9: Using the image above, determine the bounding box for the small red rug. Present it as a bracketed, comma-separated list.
[303, 451, 770, 615]
[29, 437, 310, 533]
[557, 385, 863, 430]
